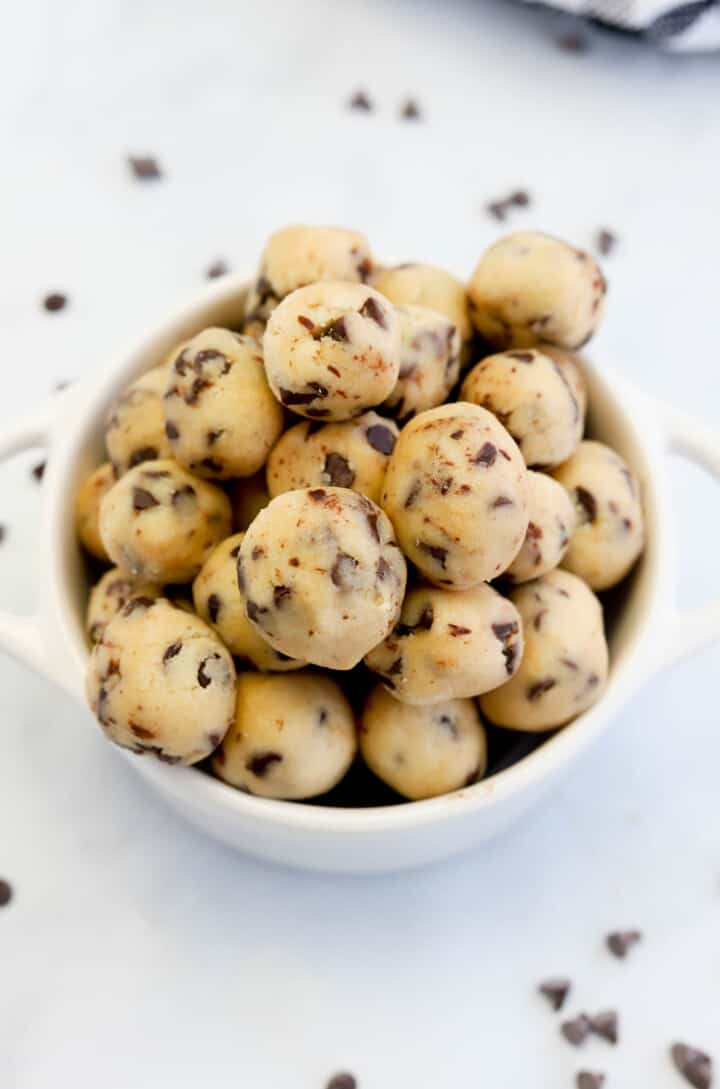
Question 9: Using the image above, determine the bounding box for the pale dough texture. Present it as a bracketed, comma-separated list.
[86, 567, 161, 643]
[384, 304, 461, 421]
[74, 461, 116, 561]
[373, 262, 473, 344]
[105, 364, 173, 475]
[505, 470, 576, 583]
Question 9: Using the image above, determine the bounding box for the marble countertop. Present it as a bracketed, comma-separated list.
[1, 1, 719, 1086]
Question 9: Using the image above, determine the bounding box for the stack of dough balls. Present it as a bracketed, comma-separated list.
[77, 224, 644, 803]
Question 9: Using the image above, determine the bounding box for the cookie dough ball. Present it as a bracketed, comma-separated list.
[373, 262, 473, 345]
[163, 328, 283, 479]
[245, 224, 373, 326]
[381, 403, 529, 588]
[238, 487, 407, 670]
[99, 460, 232, 583]
[105, 365, 173, 475]
[505, 471, 575, 583]
[552, 440, 645, 590]
[468, 232, 606, 351]
[383, 305, 461, 423]
[230, 470, 270, 531]
[263, 282, 401, 420]
[75, 461, 116, 560]
[266, 411, 398, 505]
[193, 534, 305, 671]
[364, 583, 523, 705]
[460, 348, 586, 467]
[212, 672, 356, 800]
[86, 596, 236, 764]
[360, 685, 487, 800]
[86, 567, 161, 643]
[479, 569, 609, 731]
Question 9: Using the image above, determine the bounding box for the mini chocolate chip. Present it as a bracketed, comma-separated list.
[197, 653, 221, 688]
[596, 229, 617, 257]
[206, 429, 224, 446]
[539, 978, 571, 1012]
[366, 511, 380, 542]
[130, 723, 155, 740]
[528, 677, 556, 701]
[397, 604, 434, 637]
[199, 456, 223, 473]
[448, 624, 471, 637]
[492, 495, 514, 508]
[123, 595, 156, 616]
[438, 477, 453, 495]
[376, 556, 391, 580]
[273, 585, 292, 606]
[128, 155, 162, 179]
[0, 525, 6, 546]
[171, 484, 196, 506]
[128, 446, 158, 468]
[499, 449, 512, 461]
[165, 420, 179, 440]
[305, 408, 331, 418]
[358, 295, 387, 327]
[474, 442, 497, 467]
[606, 930, 642, 959]
[561, 1014, 592, 1046]
[132, 486, 159, 511]
[206, 259, 228, 279]
[297, 314, 314, 331]
[324, 452, 355, 488]
[163, 641, 182, 664]
[575, 486, 597, 523]
[400, 97, 421, 120]
[507, 350, 535, 363]
[289, 557, 300, 567]
[331, 552, 358, 587]
[142, 469, 170, 479]
[207, 594, 221, 623]
[365, 424, 396, 455]
[308, 488, 326, 501]
[590, 1011, 618, 1045]
[43, 292, 67, 313]
[437, 713, 458, 738]
[671, 1043, 713, 1089]
[561, 658, 579, 671]
[387, 657, 403, 676]
[404, 480, 422, 508]
[577, 1074, 605, 1089]
[246, 751, 283, 777]
[32, 461, 46, 482]
[492, 621, 519, 641]
[279, 384, 328, 406]
[246, 600, 267, 622]
[450, 429, 464, 439]
[251, 546, 264, 560]
[418, 542, 447, 569]
[326, 1074, 357, 1089]
[348, 89, 372, 111]
[324, 316, 349, 342]
[510, 189, 530, 206]
[0, 879, 13, 907]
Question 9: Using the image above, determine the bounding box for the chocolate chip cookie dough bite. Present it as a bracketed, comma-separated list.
[552, 440, 645, 590]
[238, 487, 407, 670]
[86, 597, 236, 765]
[262, 282, 401, 420]
[163, 328, 283, 479]
[360, 685, 487, 800]
[74, 461, 116, 561]
[383, 305, 461, 422]
[99, 460, 232, 583]
[467, 232, 606, 351]
[372, 262, 473, 351]
[105, 364, 173, 475]
[364, 584, 523, 704]
[86, 567, 161, 643]
[479, 569, 609, 731]
[460, 348, 586, 467]
[266, 412, 398, 505]
[193, 534, 305, 671]
[212, 672, 356, 800]
[381, 403, 529, 589]
[505, 471, 576, 583]
[244, 224, 374, 328]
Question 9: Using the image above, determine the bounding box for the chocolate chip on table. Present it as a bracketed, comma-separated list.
[128, 155, 162, 180]
[206, 259, 229, 279]
[0, 879, 12, 907]
[538, 978, 571, 1011]
[556, 30, 589, 52]
[0, 525, 5, 545]
[348, 89, 372, 112]
[590, 1010, 618, 1045]
[596, 230, 617, 257]
[561, 1013, 592, 1046]
[485, 191, 531, 222]
[399, 98, 422, 120]
[43, 292, 67, 313]
[32, 461, 46, 482]
[606, 929, 642, 958]
[577, 1073, 605, 1089]
[326, 1074, 357, 1089]
[671, 1043, 713, 1089]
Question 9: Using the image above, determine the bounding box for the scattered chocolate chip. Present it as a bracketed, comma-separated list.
[318, 708, 328, 725]
[492, 495, 514, 509]
[418, 542, 447, 569]
[323, 316, 349, 342]
[128, 155, 162, 180]
[485, 191, 531, 222]
[297, 314, 315, 332]
[404, 480, 422, 508]
[326, 1073, 357, 1089]
[448, 623, 471, 637]
[397, 604, 434, 636]
[376, 556, 391, 580]
[206, 259, 228, 280]
[273, 585, 292, 606]
[165, 421, 179, 440]
[492, 620, 519, 641]
[596, 230, 617, 257]
[245, 600, 267, 622]
[348, 89, 372, 112]
[556, 31, 589, 53]
[562, 1014, 592, 1046]
[510, 189, 530, 207]
[308, 488, 327, 501]
[575, 486, 597, 524]
[123, 595, 156, 616]
[162, 641, 182, 664]
[246, 751, 283, 778]
[130, 723, 155, 740]
[577, 1073, 605, 1089]
[539, 978, 571, 1012]
[279, 383, 328, 406]
[358, 295, 387, 327]
[207, 594, 221, 623]
[606, 929, 642, 959]
[0, 525, 5, 545]
[508, 350, 535, 363]
[671, 1043, 713, 1089]
[590, 1011, 618, 1045]
[400, 98, 422, 120]
[474, 442, 497, 467]
[0, 879, 13, 907]
[365, 424, 396, 455]
[32, 461, 46, 482]
[171, 484, 196, 506]
[128, 446, 158, 468]
[43, 292, 67, 313]
[450, 429, 464, 440]
[331, 552, 358, 588]
[365, 511, 380, 542]
[199, 456, 223, 473]
[197, 653, 221, 688]
[324, 452, 355, 488]
[132, 486, 159, 511]
[528, 677, 557, 701]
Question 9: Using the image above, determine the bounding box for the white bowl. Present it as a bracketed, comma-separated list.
[1, 274, 719, 873]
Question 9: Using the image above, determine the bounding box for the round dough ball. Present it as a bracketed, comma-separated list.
[230, 470, 270, 531]
[163, 328, 283, 479]
[460, 348, 585, 467]
[245, 224, 373, 326]
[384, 304, 461, 422]
[193, 534, 305, 671]
[381, 403, 529, 588]
[75, 461, 116, 560]
[364, 583, 523, 705]
[360, 685, 487, 800]
[266, 411, 398, 505]
[238, 487, 407, 670]
[105, 365, 173, 475]
[86, 567, 161, 643]
[479, 569, 609, 731]
[211, 672, 356, 800]
[99, 459, 232, 583]
[505, 471, 576, 583]
[86, 596, 236, 764]
[373, 262, 473, 344]
[467, 232, 606, 350]
[263, 282, 401, 420]
[552, 440, 645, 590]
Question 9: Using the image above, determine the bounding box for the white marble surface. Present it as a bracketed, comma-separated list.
[1, 1, 719, 1086]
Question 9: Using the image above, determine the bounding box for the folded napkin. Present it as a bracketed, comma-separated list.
[527, 0, 720, 49]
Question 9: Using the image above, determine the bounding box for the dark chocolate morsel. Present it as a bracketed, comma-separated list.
[561, 1014, 592, 1047]
[575, 486, 597, 524]
[474, 442, 497, 467]
[32, 461, 46, 482]
[128, 155, 162, 179]
[123, 595, 156, 616]
[404, 480, 422, 508]
[128, 446, 158, 468]
[589, 1010, 618, 1045]
[197, 653, 221, 689]
[331, 552, 358, 588]
[671, 1043, 713, 1089]
[576, 1074, 605, 1089]
[528, 677, 556, 701]
[324, 452, 355, 488]
[279, 383, 329, 406]
[273, 585, 292, 606]
[418, 542, 447, 569]
[400, 98, 421, 120]
[606, 930, 642, 959]
[348, 89, 372, 112]
[365, 424, 396, 455]
[358, 295, 387, 328]
[366, 511, 380, 542]
[507, 350, 535, 362]
[132, 486, 159, 511]
[396, 604, 434, 637]
[246, 751, 283, 778]
[162, 640, 182, 664]
[206, 259, 228, 279]
[246, 600, 267, 623]
[207, 594, 221, 623]
[539, 978, 571, 1012]
[165, 421, 180, 440]
[0, 879, 13, 907]
[43, 292, 67, 313]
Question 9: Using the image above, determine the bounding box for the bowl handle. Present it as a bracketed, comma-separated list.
[657, 402, 720, 669]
